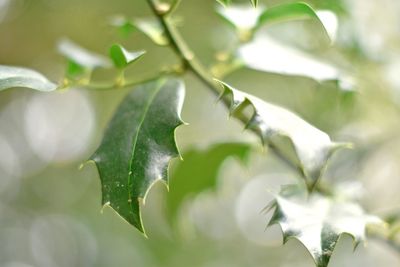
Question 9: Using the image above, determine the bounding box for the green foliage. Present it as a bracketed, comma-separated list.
[268, 185, 383, 267]
[0, 65, 57, 91]
[2, 1, 397, 266]
[89, 78, 185, 234]
[109, 44, 146, 69]
[167, 143, 252, 221]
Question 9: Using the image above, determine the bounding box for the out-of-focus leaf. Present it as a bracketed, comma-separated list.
[110, 16, 168, 46]
[167, 143, 252, 221]
[58, 38, 111, 71]
[217, 4, 264, 31]
[256, 2, 334, 41]
[268, 185, 383, 267]
[216, 0, 231, 7]
[250, 0, 258, 8]
[216, 80, 349, 188]
[109, 44, 146, 69]
[0, 65, 57, 92]
[89, 78, 185, 234]
[238, 36, 354, 91]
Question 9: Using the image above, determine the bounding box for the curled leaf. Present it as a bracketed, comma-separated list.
[109, 44, 146, 69]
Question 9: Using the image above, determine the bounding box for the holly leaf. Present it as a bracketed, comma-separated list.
[250, 0, 258, 8]
[109, 44, 146, 69]
[268, 186, 383, 267]
[89, 78, 185, 234]
[110, 16, 168, 46]
[238, 36, 354, 91]
[216, 80, 349, 189]
[216, 0, 231, 7]
[255, 2, 334, 41]
[0, 65, 57, 92]
[58, 38, 111, 72]
[167, 142, 252, 221]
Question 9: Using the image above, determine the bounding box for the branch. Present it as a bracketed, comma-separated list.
[146, 0, 304, 177]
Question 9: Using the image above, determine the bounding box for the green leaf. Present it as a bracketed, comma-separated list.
[217, 4, 264, 31]
[58, 38, 111, 71]
[268, 186, 383, 267]
[90, 78, 185, 234]
[256, 2, 333, 41]
[216, 80, 349, 188]
[109, 44, 146, 69]
[216, 0, 231, 7]
[250, 0, 258, 8]
[110, 16, 168, 46]
[0, 65, 57, 92]
[167, 143, 252, 221]
[238, 36, 354, 91]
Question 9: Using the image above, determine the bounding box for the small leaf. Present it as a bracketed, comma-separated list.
[250, 0, 258, 8]
[90, 78, 185, 234]
[167, 143, 252, 221]
[134, 18, 169, 46]
[217, 4, 264, 31]
[256, 2, 334, 42]
[216, 0, 231, 7]
[238, 36, 354, 91]
[109, 44, 146, 69]
[58, 38, 111, 70]
[0, 65, 57, 92]
[268, 186, 383, 267]
[216, 80, 349, 188]
[110, 16, 168, 46]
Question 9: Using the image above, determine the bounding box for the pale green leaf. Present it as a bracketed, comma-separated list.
[216, 0, 231, 7]
[238, 36, 354, 91]
[217, 4, 264, 31]
[110, 16, 168, 46]
[0, 65, 57, 92]
[167, 143, 252, 221]
[216, 80, 349, 188]
[250, 0, 258, 8]
[90, 78, 185, 234]
[256, 2, 334, 42]
[268, 186, 383, 267]
[58, 38, 111, 70]
[109, 44, 146, 69]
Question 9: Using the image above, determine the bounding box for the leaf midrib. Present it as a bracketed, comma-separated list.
[127, 80, 165, 205]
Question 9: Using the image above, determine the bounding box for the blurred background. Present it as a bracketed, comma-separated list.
[1, 0, 400, 266]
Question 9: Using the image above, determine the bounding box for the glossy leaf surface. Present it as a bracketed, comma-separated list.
[109, 44, 146, 69]
[216, 80, 347, 188]
[167, 143, 252, 220]
[90, 78, 185, 233]
[268, 186, 382, 267]
[0, 65, 57, 92]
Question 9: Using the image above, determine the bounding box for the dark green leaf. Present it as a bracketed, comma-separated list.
[58, 38, 111, 70]
[268, 186, 382, 267]
[256, 2, 333, 41]
[167, 143, 252, 221]
[0, 65, 57, 92]
[109, 44, 146, 69]
[90, 78, 185, 234]
[216, 80, 350, 188]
